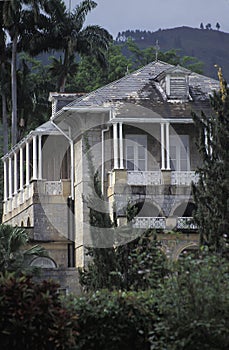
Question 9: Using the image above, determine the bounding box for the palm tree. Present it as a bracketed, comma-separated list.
[2, 0, 44, 146]
[27, 0, 112, 92]
[0, 3, 10, 154]
[0, 224, 49, 275]
[48, 55, 78, 92]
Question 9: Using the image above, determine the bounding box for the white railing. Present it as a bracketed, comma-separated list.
[177, 217, 198, 230]
[171, 171, 199, 185]
[132, 217, 166, 229]
[127, 171, 162, 186]
[44, 181, 63, 195]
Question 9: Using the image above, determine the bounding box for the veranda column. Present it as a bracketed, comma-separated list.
[32, 135, 37, 180]
[119, 122, 124, 169]
[26, 141, 30, 186]
[14, 151, 18, 194]
[8, 157, 12, 198]
[113, 123, 119, 169]
[20, 147, 24, 190]
[160, 123, 165, 170]
[3, 160, 8, 201]
[166, 123, 171, 170]
[38, 135, 42, 180]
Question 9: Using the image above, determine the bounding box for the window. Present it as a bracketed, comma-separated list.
[125, 135, 147, 171]
[30, 257, 57, 268]
[170, 135, 190, 171]
[163, 66, 190, 100]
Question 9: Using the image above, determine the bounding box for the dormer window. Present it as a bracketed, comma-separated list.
[157, 65, 190, 101]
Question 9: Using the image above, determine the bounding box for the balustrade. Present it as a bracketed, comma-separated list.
[132, 216, 166, 229]
[177, 217, 198, 230]
[171, 171, 199, 185]
[127, 171, 162, 186]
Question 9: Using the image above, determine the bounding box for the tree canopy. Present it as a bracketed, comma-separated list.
[192, 67, 229, 255]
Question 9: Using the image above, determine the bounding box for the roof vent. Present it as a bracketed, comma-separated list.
[157, 65, 190, 101]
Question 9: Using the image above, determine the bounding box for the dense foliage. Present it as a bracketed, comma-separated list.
[150, 254, 229, 350]
[0, 235, 228, 350]
[72, 289, 156, 350]
[0, 274, 79, 350]
[76, 255, 229, 350]
[79, 230, 167, 292]
[192, 68, 229, 255]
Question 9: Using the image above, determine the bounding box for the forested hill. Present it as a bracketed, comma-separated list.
[116, 26, 229, 81]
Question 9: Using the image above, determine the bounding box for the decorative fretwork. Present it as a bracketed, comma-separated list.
[132, 217, 166, 229]
[127, 171, 162, 186]
[44, 181, 63, 195]
[171, 171, 199, 185]
[177, 217, 198, 230]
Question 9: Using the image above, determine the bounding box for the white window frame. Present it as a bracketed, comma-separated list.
[170, 135, 190, 171]
[125, 134, 147, 171]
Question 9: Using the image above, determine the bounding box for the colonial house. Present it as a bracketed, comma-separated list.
[1, 60, 219, 293]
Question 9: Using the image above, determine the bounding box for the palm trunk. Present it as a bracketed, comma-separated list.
[59, 46, 70, 92]
[59, 75, 67, 93]
[11, 35, 18, 146]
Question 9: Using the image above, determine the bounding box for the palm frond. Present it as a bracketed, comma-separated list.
[73, 0, 97, 31]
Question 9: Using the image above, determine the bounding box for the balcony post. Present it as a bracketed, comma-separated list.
[3, 160, 8, 201]
[26, 141, 30, 186]
[38, 135, 42, 180]
[166, 123, 171, 170]
[19, 147, 24, 190]
[119, 122, 124, 169]
[8, 157, 12, 198]
[32, 135, 37, 180]
[14, 151, 18, 194]
[113, 123, 119, 169]
[160, 123, 165, 170]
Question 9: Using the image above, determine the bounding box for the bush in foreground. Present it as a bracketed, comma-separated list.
[0, 273, 79, 350]
[71, 289, 157, 350]
[150, 254, 229, 350]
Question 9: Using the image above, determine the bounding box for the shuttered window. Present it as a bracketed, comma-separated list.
[170, 76, 187, 98]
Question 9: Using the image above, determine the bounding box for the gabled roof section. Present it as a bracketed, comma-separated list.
[156, 65, 191, 82]
[62, 60, 219, 110]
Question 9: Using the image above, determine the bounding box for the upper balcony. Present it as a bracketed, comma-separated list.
[108, 169, 199, 193]
[2, 131, 71, 221]
[106, 121, 200, 192]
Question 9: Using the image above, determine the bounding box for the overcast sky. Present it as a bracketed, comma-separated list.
[68, 0, 229, 39]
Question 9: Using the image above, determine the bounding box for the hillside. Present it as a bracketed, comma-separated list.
[116, 26, 229, 81]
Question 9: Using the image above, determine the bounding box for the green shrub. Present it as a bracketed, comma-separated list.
[71, 289, 157, 350]
[0, 273, 79, 350]
[150, 254, 229, 350]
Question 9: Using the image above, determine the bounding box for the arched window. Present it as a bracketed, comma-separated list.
[30, 257, 57, 268]
[20, 221, 24, 227]
[132, 201, 162, 218]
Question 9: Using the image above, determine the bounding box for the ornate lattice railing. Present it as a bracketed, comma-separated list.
[132, 217, 166, 229]
[177, 217, 198, 230]
[171, 171, 199, 185]
[127, 171, 162, 186]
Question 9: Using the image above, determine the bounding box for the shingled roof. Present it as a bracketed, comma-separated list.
[64, 60, 219, 114]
